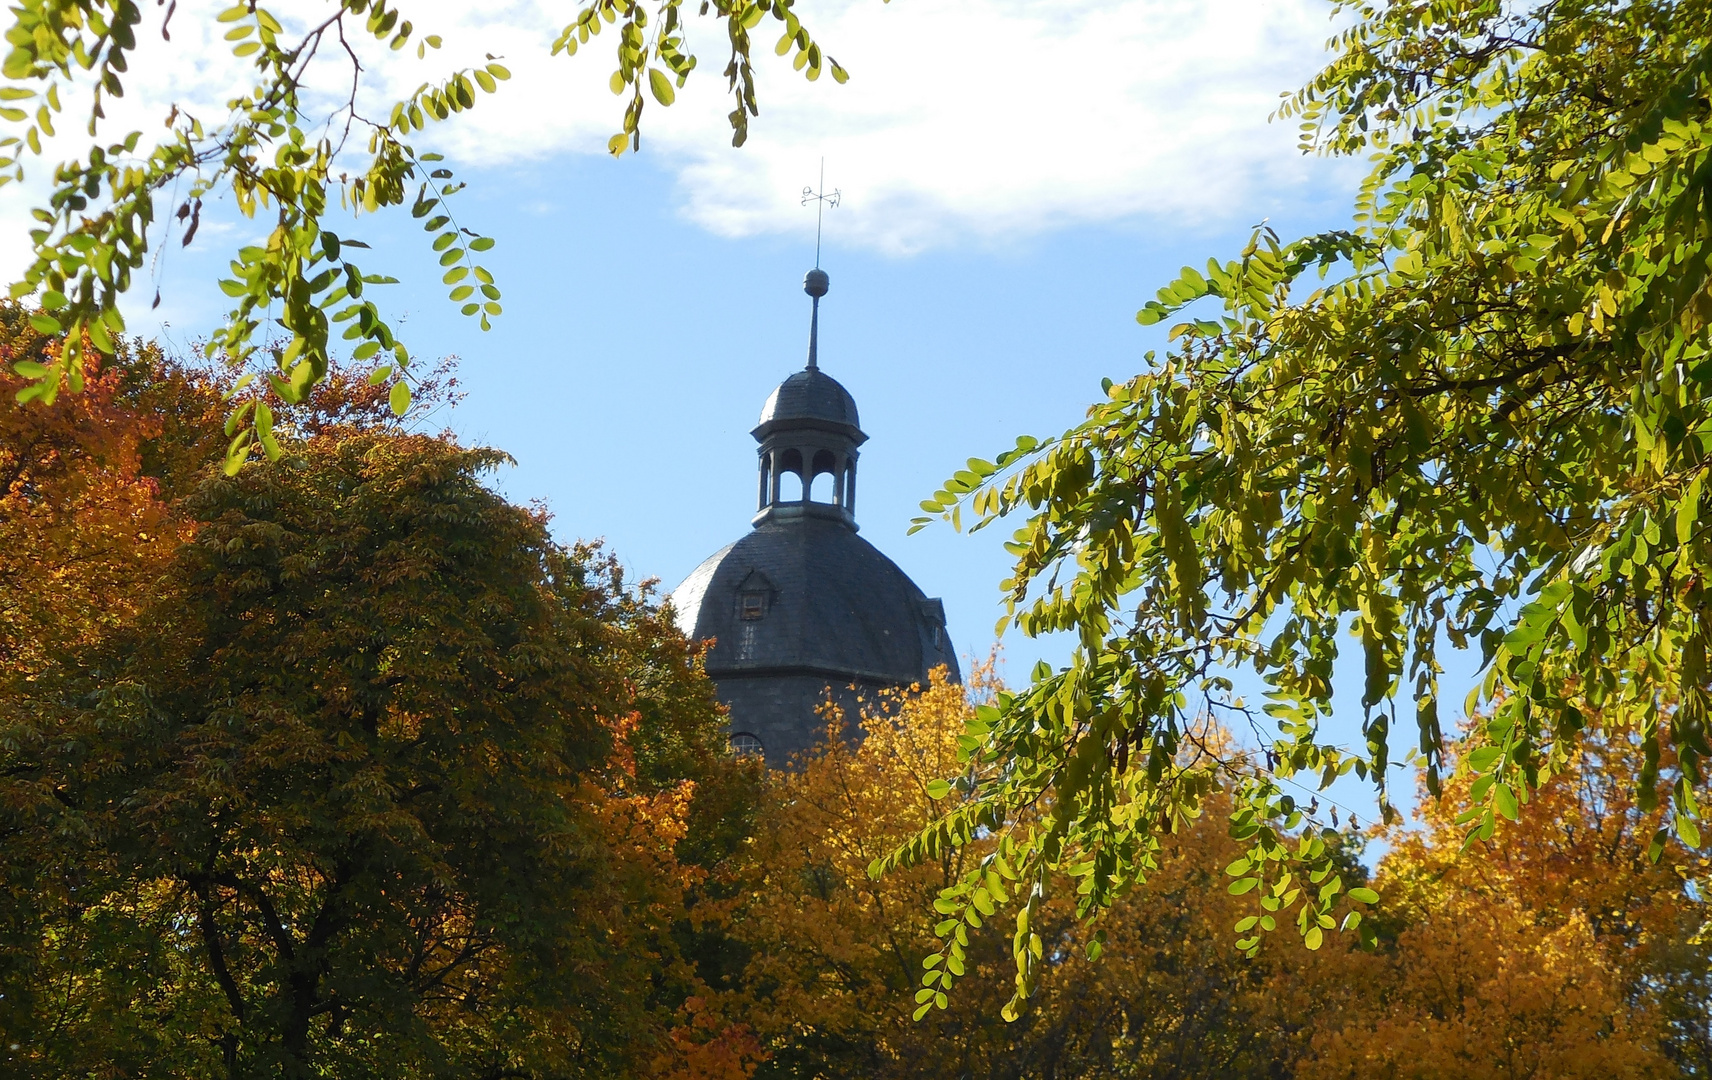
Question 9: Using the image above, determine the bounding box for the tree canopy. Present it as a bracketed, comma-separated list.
[4, 325, 1707, 1071]
[885, 0, 1712, 1017]
[714, 668, 1709, 1079]
[0, 339, 749, 1076]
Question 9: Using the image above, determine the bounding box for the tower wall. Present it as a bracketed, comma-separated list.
[714, 673, 899, 765]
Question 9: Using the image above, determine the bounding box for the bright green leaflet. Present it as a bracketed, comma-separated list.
[875, 0, 1712, 1020]
[0, 0, 849, 471]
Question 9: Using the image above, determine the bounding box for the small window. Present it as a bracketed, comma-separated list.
[730, 732, 765, 757]
[740, 592, 766, 620]
[920, 598, 947, 649]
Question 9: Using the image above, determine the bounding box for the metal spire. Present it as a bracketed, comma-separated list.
[801, 160, 839, 370]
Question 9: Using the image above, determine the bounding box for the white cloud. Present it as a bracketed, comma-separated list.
[0, 0, 1349, 272]
[649, 0, 1350, 252]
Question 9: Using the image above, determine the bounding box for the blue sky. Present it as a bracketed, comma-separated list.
[0, 0, 1479, 825]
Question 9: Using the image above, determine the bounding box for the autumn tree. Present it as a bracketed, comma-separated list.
[0, 300, 222, 675]
[723, 669, 1352, 1080]
[722, 669, 998, 1080]
[0, 409, 745, 1077]
[729, 668, 1709, 1079]
[1299, 727, 1710, 1080]
[894, 0, 1712, 1009]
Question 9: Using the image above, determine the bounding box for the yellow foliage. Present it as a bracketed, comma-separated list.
[725, 667, 1344, 1079]
[714, 673, 1708, 1080]
[732, 665, 988, 1064]
[1299, 733, 1709, 1080]
[1303, 906, 1667, 1080]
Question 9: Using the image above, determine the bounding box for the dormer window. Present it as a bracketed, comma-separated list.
[735, 570, 775, 622]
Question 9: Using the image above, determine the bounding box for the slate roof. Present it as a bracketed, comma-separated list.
[671, 511, 959, 686]
[754, 368, 862, 437]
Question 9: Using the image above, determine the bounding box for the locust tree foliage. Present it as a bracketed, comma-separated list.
[875, 0, 1712, 1020]
[0, 0, 847, 470]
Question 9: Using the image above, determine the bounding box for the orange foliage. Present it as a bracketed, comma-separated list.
[1303, 907, 1666, 1080]
[1298, 733, 1708, 1080]
[652, 997, 768, 1080]
[731, 666, 986, 1068]
[720, 667, 1333, 1080]
[1, 335, 178, 674]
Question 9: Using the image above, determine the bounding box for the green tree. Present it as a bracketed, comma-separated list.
[0, 0, 851, 467]
[0, 419, 734, 1077]
[883, 0, 1712, 1015]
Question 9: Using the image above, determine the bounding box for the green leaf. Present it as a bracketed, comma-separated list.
[222, 432, 253, 475]
[256, 402, 280, 461]
[1465, 745, 1503, 772]
[1347, 887, 1380, 904]
[1680, 471, 1705, 545]
[1493, 783, 1519, 822]
[389, 381, 411, 416]
[648, 67, 676, 105]
[1678, 814, 1702, 849]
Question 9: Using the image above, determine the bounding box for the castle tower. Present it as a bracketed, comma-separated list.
[669, 270, 961, 764]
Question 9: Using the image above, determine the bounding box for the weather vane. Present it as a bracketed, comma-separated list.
[801, 158, 840, 268]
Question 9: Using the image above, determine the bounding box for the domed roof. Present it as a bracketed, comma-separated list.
[669, 513, 959, 760]
[754, 368, 861, 436]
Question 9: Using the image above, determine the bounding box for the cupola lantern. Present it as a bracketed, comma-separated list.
[752, 269, 866, 529]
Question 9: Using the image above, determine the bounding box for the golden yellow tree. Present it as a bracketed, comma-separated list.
[725, 670, 1352, 1080]
[728, 667, 992, 1079]
[1299, 732, 1710, 1080]
[722, 676, 1710, 1080]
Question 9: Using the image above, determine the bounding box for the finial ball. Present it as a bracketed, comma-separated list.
[803, 268, 830, 298]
